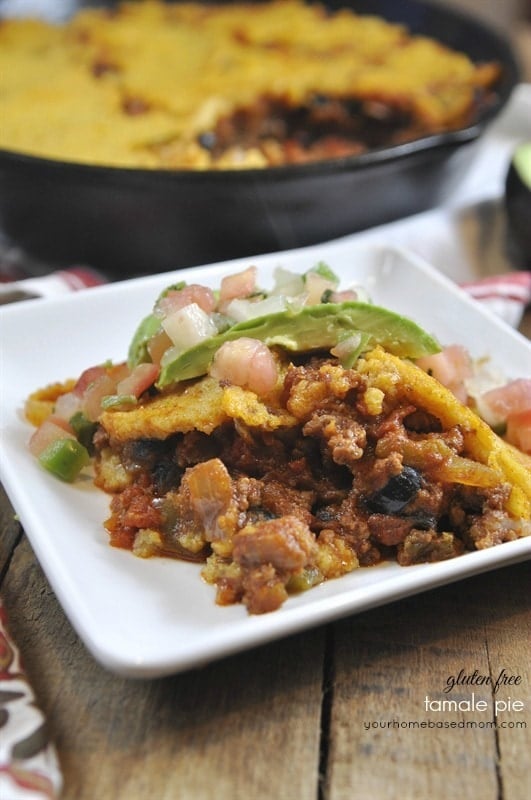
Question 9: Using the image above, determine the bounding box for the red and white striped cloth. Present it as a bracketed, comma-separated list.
[460, 271, 531, 328]
[0, 265, 107, 299]
[0, 600, 62, 800]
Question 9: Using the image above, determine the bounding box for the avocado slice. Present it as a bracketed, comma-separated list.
[128, 313, 162, 368]
[154, 301, 440, 389]
[513, 141, 531, 189]
[127, 281, 191, 368]
[505, 141, 531, 267]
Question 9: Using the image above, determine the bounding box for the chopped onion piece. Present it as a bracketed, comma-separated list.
[54, 390, 84, 422]
[331, 334, 364, 367]
[305, 271, 336, 305]
[271, 267, 305, 298]
[162, 302, 218, 350]
[225, 294, 288, 322]
[147, 328, 173, 365]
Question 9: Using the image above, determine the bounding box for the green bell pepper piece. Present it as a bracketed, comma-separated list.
[39, 438, 90, 482]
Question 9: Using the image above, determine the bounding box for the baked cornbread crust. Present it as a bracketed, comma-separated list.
[0, 0, 502, 168]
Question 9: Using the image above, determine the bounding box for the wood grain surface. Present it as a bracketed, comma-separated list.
[1, 481, 530, 800]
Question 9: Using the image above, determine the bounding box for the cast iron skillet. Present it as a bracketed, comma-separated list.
[0, 0, 521, 277]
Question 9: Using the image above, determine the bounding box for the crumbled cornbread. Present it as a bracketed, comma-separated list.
[0, 0, 501, 169]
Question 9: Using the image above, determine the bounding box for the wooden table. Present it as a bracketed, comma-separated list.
[2, 8, 531, 800]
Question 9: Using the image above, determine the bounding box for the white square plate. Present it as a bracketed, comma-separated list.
[1, 242, 530, 677]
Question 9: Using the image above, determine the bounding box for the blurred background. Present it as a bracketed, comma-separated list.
[434, 1, 530, 76]
[1, 0, 530, 34]
[1, 0, 528, 94]
[0, 0, 529, 279]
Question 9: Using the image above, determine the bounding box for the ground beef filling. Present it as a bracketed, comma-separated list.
[96, 359, 515, 614]
[197, 94, 421, 166]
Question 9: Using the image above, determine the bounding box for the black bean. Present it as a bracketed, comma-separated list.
[246, 506, 278, 524]
[123, 438, 166, 469]
[365, 466, 423, 515]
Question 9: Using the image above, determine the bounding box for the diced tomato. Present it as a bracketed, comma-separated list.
[210, 337, 279, 396]
[29, 416, 75, 457]
[416, 345, 472, 404]
[329, 289, 359, 303]
[68, 362, 131, 421]
[219, 266, 257, 309]
[481, 379, 531, 421]
[156, 284, 216, 318]
[73, 365, 108, 396]
[73, 363, 128, 395]
[82, 373, 120, 421]
[506, 409, 531, 454]
[116, 362, 160, 398]
[107, 362, 131, 383]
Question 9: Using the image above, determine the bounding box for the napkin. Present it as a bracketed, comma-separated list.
[0, 264, 106, 301]
[460, 271, 531, 329]
[0, 600, 62, 800]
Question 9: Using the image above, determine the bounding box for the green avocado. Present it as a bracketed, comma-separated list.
[505, 141, 531, 267]
[127, 281, 189, 368]
[127, 313, 162, 368]
[152, 301, 440, 389]
[513, 141, 531, 189]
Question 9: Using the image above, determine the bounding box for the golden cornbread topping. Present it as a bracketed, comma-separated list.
[0, 0, 501, 169]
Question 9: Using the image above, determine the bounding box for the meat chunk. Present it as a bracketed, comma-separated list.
[303, 410, 366, 468]
[466, 509, 521, 550]
[368, 514, 416, 546]
[227, 517, 318, 614]
[233, 515, 317, 571]
[242, 564, 289, 615]
[105, 482, 162, 549]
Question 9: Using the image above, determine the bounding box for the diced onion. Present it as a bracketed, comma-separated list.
[330, 334, 363, 367]
[162, 302, 218, 349]
[54, 390, 84, 422]
[305, 271, 336, 305]
[271, 267, 305, 298]
[224, 294, 288, 322]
